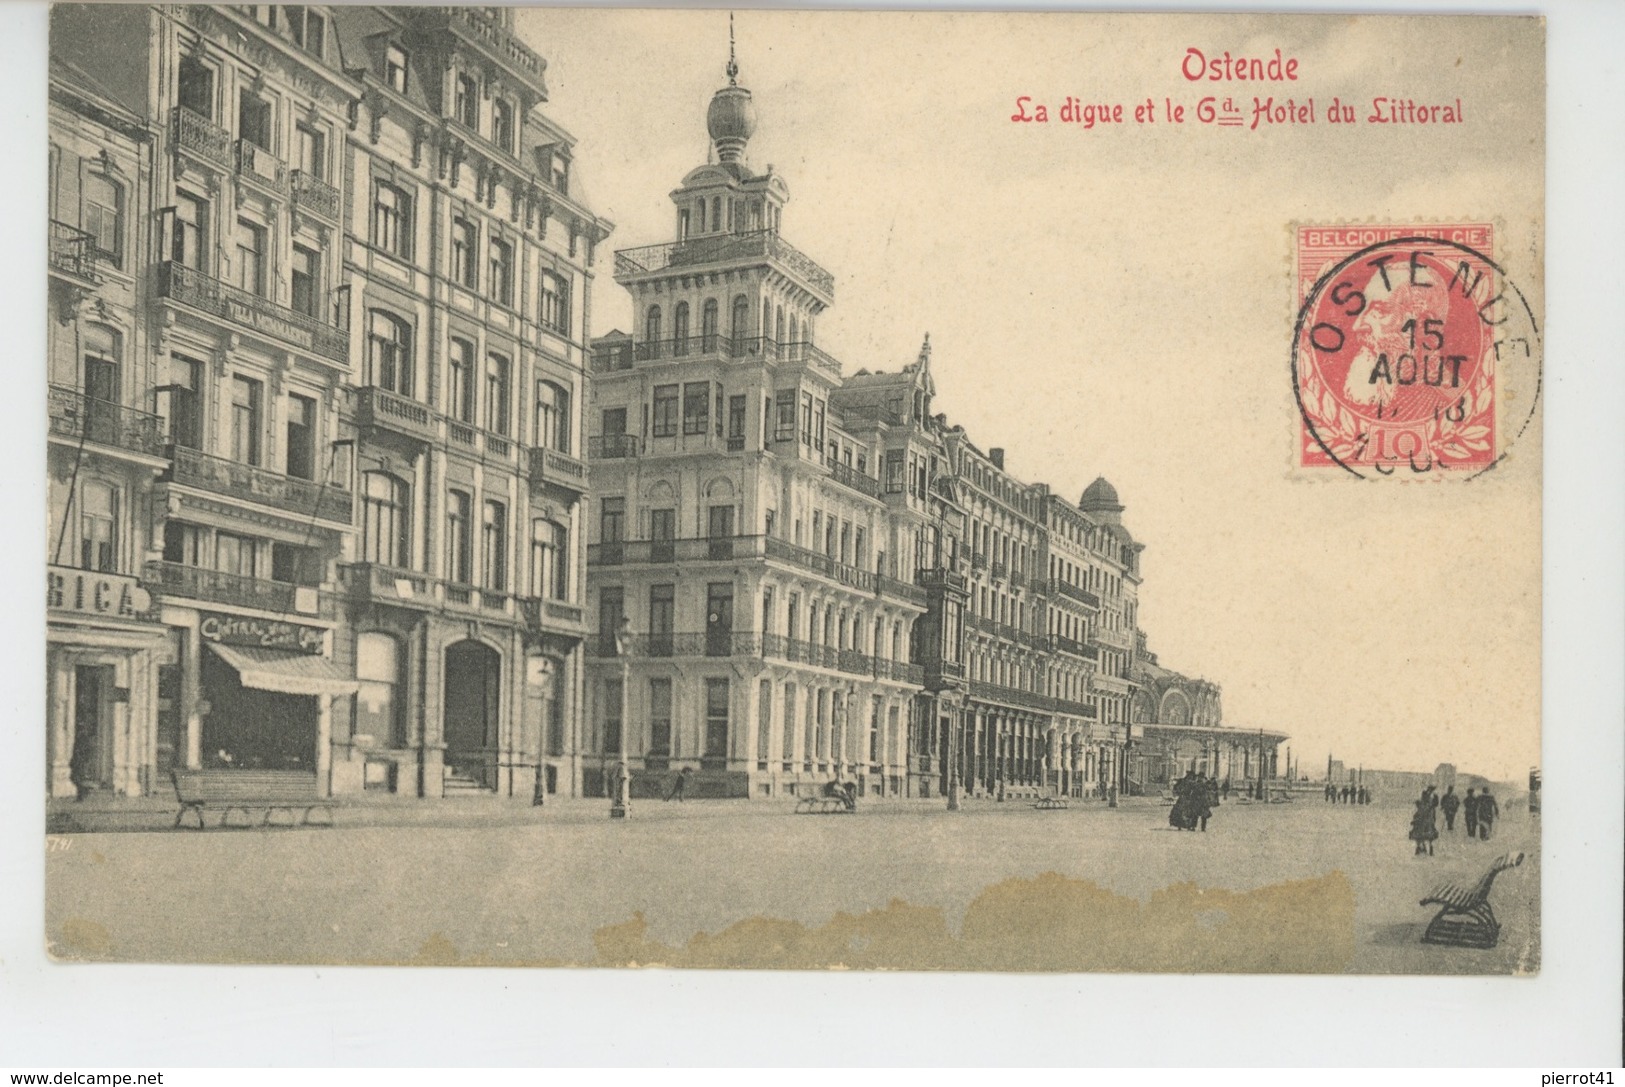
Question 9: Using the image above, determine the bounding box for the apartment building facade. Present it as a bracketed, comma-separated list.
[46, 4, 607, 800]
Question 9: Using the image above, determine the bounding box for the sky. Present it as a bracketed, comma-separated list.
[512, 11, 1544, 781]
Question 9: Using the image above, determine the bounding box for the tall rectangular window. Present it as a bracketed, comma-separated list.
[447, 339, 474, 423]
[237, 90, 271, 151]
[682, 382, 710, 436]
[598, 586, 624, 655]
[291, 244, 320, 317]
[455, 73, 478, 128]
[535, 381, 569, 453]
[296, 124, 325, 179]
[384, 44, 408, 93]
[372, 181, 410, 258]
[704, 677, 730, 762]
[78, 481, 116, 573]
[727, 394, 746, 447]
[235, 219, 265, 297]
[647, 583, 674, 656]
[529, 519, 569, 601]
[481, 500, 507, 591]
[649, 508, 675, 563]
[158, 355, 202, 450]
[484, 353, 510, 436]
[775, 390, 795, 441]
[492, 98, 514, 153]
[446, 490, 471, 583]
[539, 271, 569, 335]
[177, 56, 213, 119]
[782, 685, 798, 761]
[488, 236, 513, 306]
[451, 218, 477, 288]
[285, 393, 315, 480]
[651, 384, 678, 438]
[172, 192, 206, 270]
[230, 375, 261, 466]
[648, 679, 672, 763]
[599, 496, 625, 544]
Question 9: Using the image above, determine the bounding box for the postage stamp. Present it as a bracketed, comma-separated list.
[1292, 224, 1541, 479]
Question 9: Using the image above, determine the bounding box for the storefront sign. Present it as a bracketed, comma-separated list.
[199, 611, 325, 654]
[47, 566, 152, 619]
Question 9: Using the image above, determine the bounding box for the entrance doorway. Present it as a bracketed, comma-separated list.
[443, 640, 500, 790]
[70, 664, 113, 796]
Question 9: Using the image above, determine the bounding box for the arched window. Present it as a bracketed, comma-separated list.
[355, 632, 405, 748]
[644, 305, 662, 357]
[788, 314, 800, 345]
[534, 380, 570, 454]
[530, 518, 570, 601]
[696, 199, 706, 234]
[711, 197, 722, 232]
[760, 299, 771, 348]
[672, 301, 689, 356]
[538, 270, 569, 335]
[447, 338, 474, 423]
[481, 499, 507, 591]
[366, 311, 412, 395]
[361, 471, 410, 567]
[702, 298, 719, 350]
[774, 305, 785, 345]
[730, 296, 749, 353]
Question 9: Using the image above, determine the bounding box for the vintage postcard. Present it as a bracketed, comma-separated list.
[43, 7, 1542, 974]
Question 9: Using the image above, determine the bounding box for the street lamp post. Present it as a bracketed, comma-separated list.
[946, 706, 961, 810]
[610, 617, 632, 820]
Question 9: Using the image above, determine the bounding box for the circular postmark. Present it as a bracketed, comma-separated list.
[1292, 235, 1541, 479]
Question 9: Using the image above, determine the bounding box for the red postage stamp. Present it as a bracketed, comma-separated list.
[1292, 223, 1537, 478]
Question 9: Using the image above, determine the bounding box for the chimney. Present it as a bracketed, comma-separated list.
[989, 448, 1004, 469]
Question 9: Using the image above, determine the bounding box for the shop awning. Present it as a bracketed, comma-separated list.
[206, 643, 360, 697]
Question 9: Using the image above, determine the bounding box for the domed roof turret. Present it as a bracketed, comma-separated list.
[707, 20, 756, 164]
[1080, 476, 1122, 512]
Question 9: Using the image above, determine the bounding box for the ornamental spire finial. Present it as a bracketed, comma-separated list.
[726, 12, 739, 86]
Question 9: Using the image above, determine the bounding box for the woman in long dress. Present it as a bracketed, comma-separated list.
[1408, 794, 1438, 855]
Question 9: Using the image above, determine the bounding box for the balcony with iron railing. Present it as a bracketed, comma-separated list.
[156, 261, 349, 364]
[164, 445, 352, 525]
[1051, 634, 1100, 661]
[144, 560, 331, 619]
[1090, 672, 1135, 695]
[593, 334, 845, 383]
[1094, 626, 1133, 650]
[615, 231, 834, 299]
[528, 445, 588, 495]
[586, 433, 641, 459]
[967, 680, 1056, 715]
[48, 385, 165, 459]
[917, 567, 969, 594]
[171, 106, 232, 169]
[875, 573, 928, 607]
[412, 7, 546, 87]
[236, 139, 287, 192]
[290, 170, 341, 222]
[966, 613, 1048, 650]
[828, 459, 881, 500]
[48, 221, 100, 285]
[1049, 579, 1102, 609]
[587, 631, 763, 659]
[764, 536, 875, 593]
[519, 596, 586, 634]
[339, 563, 519, 618]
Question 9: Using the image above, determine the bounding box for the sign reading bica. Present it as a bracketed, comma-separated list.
[199, 611, 325, 654]
[47, 566, 152, 619]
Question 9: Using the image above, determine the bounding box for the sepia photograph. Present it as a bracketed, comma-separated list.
[40, 4, 1549, 982]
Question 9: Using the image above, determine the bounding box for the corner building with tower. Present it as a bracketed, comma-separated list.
[586, 52, 1287, 801]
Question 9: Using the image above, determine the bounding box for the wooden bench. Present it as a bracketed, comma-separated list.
[172, 769, 336, 829]
[794, 796, 855, 815]
[1034, 796, 1069, 810]
[1419, 851, 1524, 948]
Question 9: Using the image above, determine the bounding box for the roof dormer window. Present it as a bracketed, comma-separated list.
[455, 73, 478, 128]
[384, 44, 408, 94]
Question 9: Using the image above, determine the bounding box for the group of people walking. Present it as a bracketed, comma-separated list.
[1409, 784, 1500, 855]
[1169, 770, 1219, 831]
[1325, 783, 1372, 804]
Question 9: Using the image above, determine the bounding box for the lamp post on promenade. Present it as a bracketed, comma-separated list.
[610, 616, 632, 820]
[946, 709, 961, 810]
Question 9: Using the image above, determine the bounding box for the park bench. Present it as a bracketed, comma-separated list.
[172, 769, 336, 829]
[1033, 796, 1069, 810]
[1419, 851, 1524, 948]
[794, 796, 855, 815]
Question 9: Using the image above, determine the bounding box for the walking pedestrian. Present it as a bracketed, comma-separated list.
[1463, 787, 1479, 839]
[1440, 786, 1460, 831]
[1476, 787, 1499, 840]
[665, 766, 689, 802]
[1408, 791, 1438, 855]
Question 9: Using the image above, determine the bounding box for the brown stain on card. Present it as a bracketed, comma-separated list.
[591, 871, 1355, 973]
[52, 917, 112, 959]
